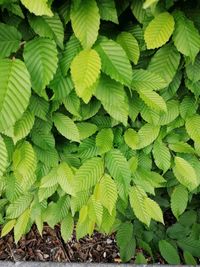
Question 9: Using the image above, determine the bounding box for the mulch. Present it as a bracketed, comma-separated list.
[0, 225, 122, 263]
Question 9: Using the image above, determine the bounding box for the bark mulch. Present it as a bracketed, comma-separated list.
[0, 225, 122, 263]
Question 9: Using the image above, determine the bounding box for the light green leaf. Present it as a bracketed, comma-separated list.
[185, 115, 200, 143]
[124, 128, 139, 150]
[145, 12, 174, 49]
[24, 37, 58, 95]
[96, 128, 114, 154]
[144, 197, 164, 224]
[77, 122, 97, 140]
[20, 0, 53, 16]
[74, 157, 104, 192]
[139, 89, 167, 112]
[159, 240, 180, 264]
[13, 109, 34, 143]
[53, 112, 80, 142]
[14, 208, 30, 243]
[143, 0, 158, 9]
[71, 49, 101, 102]
[1, 219, 16, 237]
[148, 44, 180, 85]
[0, 59, 31, 132]
[13, 141, 37, 190]
[153, 140, 171, 173]
[169, 142, 195, 154]
[173, 11, 200, 61]
[137, 123, 160, 149]
[61, 213, 74, 242]
[99, 174, 118, 214]
[57, 162, 75, 196]
[0, 23, 21, 58]
[95, 39, 132, 86]
[70, 0, 100, 49]
[129, 185, 151, 226]
[173, 156, 199, 191]
[171, 185, 188, 219]
[117, 32, 139, 64]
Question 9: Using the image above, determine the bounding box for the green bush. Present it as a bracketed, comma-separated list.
[0, 0, 200, 264]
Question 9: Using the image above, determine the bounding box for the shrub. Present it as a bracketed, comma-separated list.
[0, 0, 200, 264]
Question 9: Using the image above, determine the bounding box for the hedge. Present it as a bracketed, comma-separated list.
[0, 0, 200, 264]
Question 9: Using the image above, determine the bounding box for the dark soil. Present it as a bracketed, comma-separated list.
[0, 225, 121, 263]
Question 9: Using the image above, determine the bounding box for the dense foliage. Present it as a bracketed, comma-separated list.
[0, 0, 200, 264]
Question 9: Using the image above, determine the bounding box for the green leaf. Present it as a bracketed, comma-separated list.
[117, 32, 139, 64]
[173, 156, 199, 191]
[61, 213, 74, 242]
[159, 240, 180, 264]
[116, 222, 135, 262]
[183, 251, 197, 265]
[20, 0, 53, 17]
[71, 49, 101, 102]
[95, 38, 132, 86]
[6, 194, 33, 219]
[186, 54, 200, 83]
[0, 23, 21, 58]
[144, 12, 174, 49]
[173, 11, 200, 61]
[50, 69, 73, 100]
[171, 185, 188, 219]
[185, 115, 200, 143]
[153, 140, 171, 173]
[135, 253, 147, 264]
[105, 149, 131, 193]
[144, 197, 164, 224]
[29, 13, 64, 49]
[148, 44, 180, 85]
[70, 0, 100, 49]
[60, 35, 82, 75]
[129, 186, 151, 226]
[96, 0, 118, 24]
[1, 219, 16, 237]
[99, 174, 117, 214]
[178, 236, 200, 257]
[0, 59, 31, 132]
[132, 69, 167, 91]
[14, 208, 30, 243]
[137, 123, 160, 149]
[96, 128, 113, 154]
[0, 136, 8, 177]
[74, 157, 104, 192]
[24, 37, 58, 95]
[95, 75, 129, 125]
[53, 112, 80, 142]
